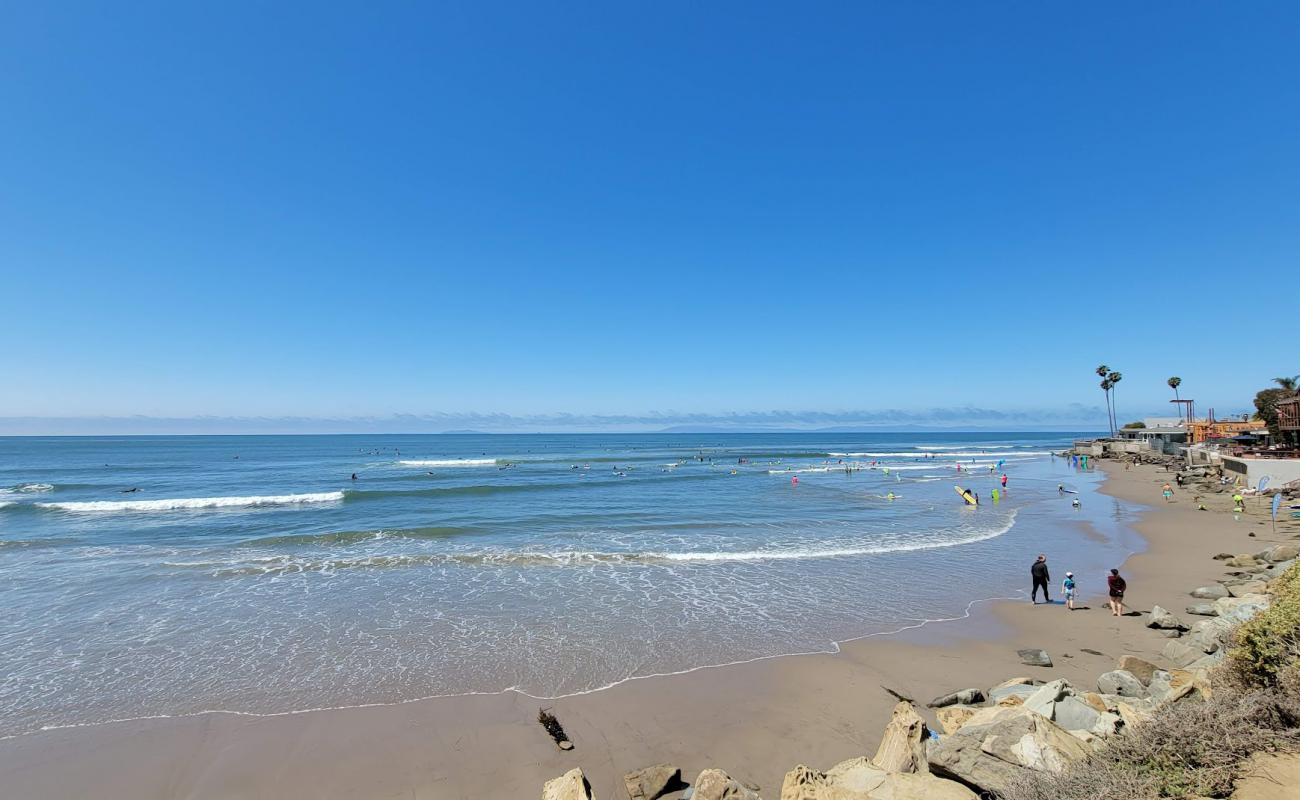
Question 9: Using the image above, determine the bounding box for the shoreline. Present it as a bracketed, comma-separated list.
[1, 461, 1292, 799]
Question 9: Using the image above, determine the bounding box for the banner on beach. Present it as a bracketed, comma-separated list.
[1274, 493, 1283, 520]
[1258, 475, 1271, 492]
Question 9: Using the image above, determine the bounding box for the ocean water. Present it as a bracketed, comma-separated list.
[0, 433, 1140, 736]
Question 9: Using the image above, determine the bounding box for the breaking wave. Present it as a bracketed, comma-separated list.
[35, 492, 346, 513]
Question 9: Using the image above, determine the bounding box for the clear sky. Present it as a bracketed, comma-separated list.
[2, 3, 1297, 433]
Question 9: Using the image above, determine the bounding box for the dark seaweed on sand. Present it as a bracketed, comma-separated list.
[537, 707, 570, 744]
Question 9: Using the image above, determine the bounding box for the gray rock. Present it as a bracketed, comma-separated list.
[1147, 606, 1188, 631]
[1017, 648, 1053, 668]
[989, 684, 1038, 703]
[1162, 639, 1202, 667]
[1214, 594, 1271, 623]
[1185, 603, 1218, 616]
[1147, 670, 1174, 703]
[1157, 630, 1183, 638]
[927, 707, 1089, 795]
[1023, 680, 1071, 718]
[1097, 670, 1147, 699]
[1190, 584, 1230, 600]
[624, 764, 681, 800]
[927, 688, 985, 708]
[1052, 696, 1104, 732]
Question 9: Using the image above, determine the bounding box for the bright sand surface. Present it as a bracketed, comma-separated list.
[2, 461, 1295, 799]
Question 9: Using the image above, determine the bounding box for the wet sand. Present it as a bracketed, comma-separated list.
[2, 461, 1295, 799]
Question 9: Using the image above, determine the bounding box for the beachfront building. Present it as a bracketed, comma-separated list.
[1115, 418, 1188, 455]
[1220, 453, 1300, 491]
[1187, 417, 1268, 444]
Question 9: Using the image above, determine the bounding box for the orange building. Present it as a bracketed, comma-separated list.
[1186, 418, 1268, 443]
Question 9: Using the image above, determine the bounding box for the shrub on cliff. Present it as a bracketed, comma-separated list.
[1227, 562, 1300, 687]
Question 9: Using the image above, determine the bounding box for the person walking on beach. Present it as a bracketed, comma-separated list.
[1031, 555, 1051, 604]
[1062, 571, 1077, 610]
[1107, 569, 1127, 616]
[1162, 483, 1173, 502]
[1001, 473, 1008, 489]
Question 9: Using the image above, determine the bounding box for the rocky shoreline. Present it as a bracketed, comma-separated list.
[538, 534, 1298, 799]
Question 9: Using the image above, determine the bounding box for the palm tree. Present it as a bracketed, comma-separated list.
[1274, 375, 1300, 394]
[1168, 376, 1181, 401]
[1107, 371, 1123, 435]
[1096, 365, 1113, 436]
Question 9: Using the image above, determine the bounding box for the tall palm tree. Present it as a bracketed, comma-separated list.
[1107, 371, 1123, 434]
[1275, 375, 1300, 394]
[1168, 376, 1181, 401]
[1096, 365, 1113, 435]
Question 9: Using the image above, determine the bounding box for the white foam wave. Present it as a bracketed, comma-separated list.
[766, 467, 835, 474]
[0, 501, 13, 509]
[36, 492, 345, 513]
[398, 459, 498, 467]
[827, 451, 1048, 458]
[654, 511, 1017, 562]
[3, 483, 53, 493]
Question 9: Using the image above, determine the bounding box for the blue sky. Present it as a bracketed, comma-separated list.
[2, 3, 1297, 433]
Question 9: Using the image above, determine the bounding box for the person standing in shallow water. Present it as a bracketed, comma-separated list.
[1031, 555, 1051, 604]
[1107, 568, 1127, 616]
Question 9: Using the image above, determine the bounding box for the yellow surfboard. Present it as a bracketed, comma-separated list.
[954, 486, 977, 505]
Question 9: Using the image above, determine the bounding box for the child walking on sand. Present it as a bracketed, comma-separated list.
[1062, 572, 1076, 610]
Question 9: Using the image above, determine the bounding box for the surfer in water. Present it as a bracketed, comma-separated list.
[120, 487, 140, 493]
[351, 473, 357, 481]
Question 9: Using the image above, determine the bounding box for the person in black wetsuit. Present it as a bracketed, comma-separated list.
[1031, 554, 1051, 604]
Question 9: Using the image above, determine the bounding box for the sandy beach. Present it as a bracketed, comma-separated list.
[2, 460, 1294, 799]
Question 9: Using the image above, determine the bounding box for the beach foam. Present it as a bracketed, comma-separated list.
[36, 492, 345, 513]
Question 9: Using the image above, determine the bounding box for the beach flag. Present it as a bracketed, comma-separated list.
[1274, 493, 1283, 534]
[1258, 475, 1271, 492]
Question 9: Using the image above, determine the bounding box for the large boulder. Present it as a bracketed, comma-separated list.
[988, 681, 1038, 704]
[779, 759, 976, 800]
[1017, 649, 1053, 668]
[927, 688, 984, 708]
[1147, 606, 1188, 631]
[927, 708, 1089, 796]
[1097, 670, 1147, 699]
[1229, 580, 1270, 597]
[1117, 656, 1159, 686]
[624, 764, 681, 800]
[695, 768, 760, 800]
[1023, 679, 1071, 718]
[1185, 603, 1219, 616]
[543, 768, 592, 800]
[1191, 584, 1231, 600]
[1215, 594, 1271, 624]
[1052, 696, 1120, 736]
[872, 703, 930, 774]
[1188, 617, 1236, 654]
[1226, 554, 1261, 568]
[1262, 544, 1300, 563]
[1162, 639, 1202, 668]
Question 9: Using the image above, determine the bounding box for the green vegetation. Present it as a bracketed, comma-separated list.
[1122, 421, 1146, 429]
[1228, 564, 1300, 686]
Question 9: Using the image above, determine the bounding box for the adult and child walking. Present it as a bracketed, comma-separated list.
[1030, 554, 1126, 615]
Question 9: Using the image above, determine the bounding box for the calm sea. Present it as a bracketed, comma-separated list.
[0, 433, 1139, 736]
